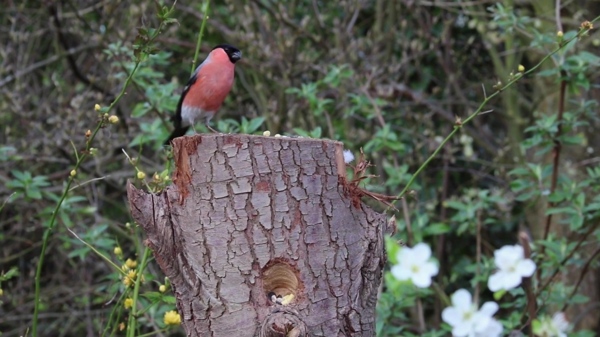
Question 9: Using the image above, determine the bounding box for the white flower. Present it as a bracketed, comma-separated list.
[488, 244, 536, 292]
[343, 150, 354, 163]
[442, 289, 503, 337]
[534, 312, 569, 337]
[390, 243, 438, 288]
[478, 318, 503, 337]
[552, 312, 569, 334]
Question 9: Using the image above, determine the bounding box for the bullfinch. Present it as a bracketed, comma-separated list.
[165, 44, 242, 144]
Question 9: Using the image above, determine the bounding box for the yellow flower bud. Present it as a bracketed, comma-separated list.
[123, 270, 137, 287]
[164, 310, 181, 325]
[125, 258, 137, 269]
[70, 170, 77, 177]
[518, 65, 525, 73]
[263, 130, 271, 137]
[113, 246, 123, 256]
[137, 171, 146, 180]
[580, 21, 593, 30]
[159, 285, 167, 293]
[557, 31, 563, 38]
[124, 298, 133, 309]
[108, 115, 119, 124]
[94, 104, 101, 111]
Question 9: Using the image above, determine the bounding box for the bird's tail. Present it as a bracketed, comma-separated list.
[164, 126, 190, 145]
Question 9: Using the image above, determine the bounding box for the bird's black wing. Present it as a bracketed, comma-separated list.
[165, 72, 198, 145]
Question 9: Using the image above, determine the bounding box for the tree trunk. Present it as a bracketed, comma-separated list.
[127, 134, 389, 336]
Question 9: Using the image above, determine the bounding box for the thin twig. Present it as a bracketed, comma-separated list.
[474, 209, 482, 305]
[190, 0, 211, 74]
[400, 199, 424, 332]
[538, 74, 567, 282]
[537, 222, 600, 295]
[68, 176, 108, 192]
[555, 0, 563, 33]
[401, 198, 413, 246]
[519, 230, 536, 336]
[561, 246, 600, 312]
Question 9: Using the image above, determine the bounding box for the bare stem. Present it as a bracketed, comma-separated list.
[126, 246, 152, 337]
[191, 0, 211, 74]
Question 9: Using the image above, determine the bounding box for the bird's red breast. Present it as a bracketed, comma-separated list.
[182, 48, 236, 113]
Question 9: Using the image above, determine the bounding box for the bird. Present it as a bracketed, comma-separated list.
[165, 44, 242, 144]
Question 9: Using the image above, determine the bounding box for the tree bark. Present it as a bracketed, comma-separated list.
[127, 134, 389, 336]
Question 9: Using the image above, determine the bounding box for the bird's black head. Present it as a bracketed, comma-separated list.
[213, 44, 242, 64]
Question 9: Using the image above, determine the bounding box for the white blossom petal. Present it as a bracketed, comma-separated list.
[516, 259, 536, 277]
[442, 307, 462, 326]
[421, 261, 439, 277]
[552, 312, 569, 332]
[412, 272, 433, 288]
[473, 314, 492, 333]
[390, 265, 411, 281]
[451, 289, 473, 310]
[512, 245, 524, 257]
[396, 248, 409, 261]
[475, 318, 503, 337]
[479, 302, 499, 317]
[411, 243, 432, 262]
[503, 271, 524, 289]
[487, 272, 504, 292]
[452, 322, 472, 337]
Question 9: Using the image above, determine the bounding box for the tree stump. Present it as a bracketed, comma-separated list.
[127, 134, 389, 336]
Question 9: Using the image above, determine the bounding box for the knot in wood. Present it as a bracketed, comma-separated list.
[260, 309, 307, 337]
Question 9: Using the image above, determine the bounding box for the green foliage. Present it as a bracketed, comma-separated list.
[218, 116, 266, 134]
[5, 170, 50, 200]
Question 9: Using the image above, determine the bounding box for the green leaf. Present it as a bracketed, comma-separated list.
[0, 266, 19, 281]
[545, 206, 577, 216]
[11, 170, 30, 182]
[26, 189, 42, 200]
[536, 68, 560, 77]
[424, 223, 451, 235]
[247, 117, 265, 133]
[385, 236, 402, 264]
[162, 295, 176, 304]
[442, 200, 467, 211]
[142, 292, 163, 302]
[578, 51, 600, 66]
[559, 134, 584, 145]
[131, 102, 151, 118]
[493, 289, 506, 301]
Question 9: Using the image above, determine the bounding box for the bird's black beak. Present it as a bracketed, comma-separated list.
[231, 51, 242, 63]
